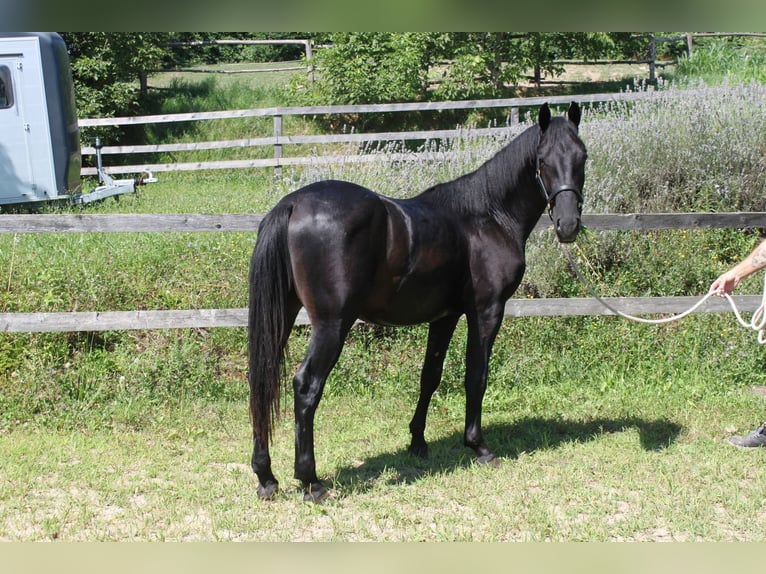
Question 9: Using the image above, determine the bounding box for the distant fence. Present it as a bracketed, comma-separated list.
[161, 38, 314, 81]
[79, 86, 739, 179]
[1, 211, 764, 333]
[155, 33, 766, 86]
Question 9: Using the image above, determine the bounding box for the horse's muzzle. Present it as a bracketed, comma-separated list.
[549, 187, 583, 243]
[555, 216, 581, 243]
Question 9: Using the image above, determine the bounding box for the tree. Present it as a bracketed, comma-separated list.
[299, 32, 649, 104]
[293, 32, 441, 105]
[61, 32, 172, 120]
[433, 33, 643, 97]
[434, 33, 528, 99]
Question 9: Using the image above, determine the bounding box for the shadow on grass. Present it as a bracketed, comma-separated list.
[331, 416, 681, 495]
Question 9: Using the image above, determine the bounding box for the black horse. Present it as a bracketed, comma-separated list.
[248, 102, 587, 502]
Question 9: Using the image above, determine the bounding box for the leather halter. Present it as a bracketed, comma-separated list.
[535, 156, 583, 219]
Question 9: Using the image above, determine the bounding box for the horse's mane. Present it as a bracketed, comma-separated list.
[419, 123, 543, 228]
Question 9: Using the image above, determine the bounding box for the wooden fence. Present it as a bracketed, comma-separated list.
[20, 87, 764, 335]
[161, 38, 314, 82]
[153, 34, 766, 90]
[78, 89, 690, 178]
[1, 211, 764, 333]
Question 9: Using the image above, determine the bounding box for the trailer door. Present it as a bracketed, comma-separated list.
[0, 36, 58, 205]
[0, 56, 36, 203]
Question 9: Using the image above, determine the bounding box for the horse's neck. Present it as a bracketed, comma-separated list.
[418, 127, 545, 234]
[482, 139, 546, 237]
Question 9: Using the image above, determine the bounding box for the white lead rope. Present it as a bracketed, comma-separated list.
[563, 245, 766, 344]
[724, 283, 766, 344]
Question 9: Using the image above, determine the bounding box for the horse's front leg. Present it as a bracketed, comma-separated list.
[463, 304, 505, 464]
[409, 314, 460, 458]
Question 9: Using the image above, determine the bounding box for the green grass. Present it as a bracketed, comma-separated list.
[148, 61, 308, 92]
[3, 49, 766, 540]
[670, 40, 766, 86]
[4, 309, 766, 540]
[3, 315, 766, 540]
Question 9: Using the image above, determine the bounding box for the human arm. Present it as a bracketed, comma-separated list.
[710, 239, 766, 295]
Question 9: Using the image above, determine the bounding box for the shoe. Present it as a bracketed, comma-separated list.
[728, 423, 766, 448]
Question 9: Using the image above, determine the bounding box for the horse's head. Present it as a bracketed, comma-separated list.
[535, 102, 587, 243]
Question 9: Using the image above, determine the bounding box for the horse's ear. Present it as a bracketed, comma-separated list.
[568, 101, 581, 127]
[538, 103, 551, 132]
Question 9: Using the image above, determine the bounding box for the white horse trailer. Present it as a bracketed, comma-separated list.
[0, 32, 152, 207]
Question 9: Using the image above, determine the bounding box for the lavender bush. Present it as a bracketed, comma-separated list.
[281, 82, 766, 213]
[583, 80, 766, 213]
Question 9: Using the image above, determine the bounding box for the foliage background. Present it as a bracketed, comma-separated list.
[61, 33, 654, 119]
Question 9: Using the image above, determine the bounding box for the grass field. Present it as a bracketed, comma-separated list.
[4, 316, 766, 541]
[3, 46, 766, 541]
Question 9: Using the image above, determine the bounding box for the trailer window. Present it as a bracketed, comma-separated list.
[0, 66, 13, 109]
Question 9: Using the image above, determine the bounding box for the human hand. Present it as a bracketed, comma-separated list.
[710, 271, 739, 296]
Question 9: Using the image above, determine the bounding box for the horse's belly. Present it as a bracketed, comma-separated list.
[360, 306, 455, 327]
[360, 280, 461, 326]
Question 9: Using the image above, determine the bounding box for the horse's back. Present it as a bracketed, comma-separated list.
[288, 179, 379, 202]
[283, 179, 388, 238]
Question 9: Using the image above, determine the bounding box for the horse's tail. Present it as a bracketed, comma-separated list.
[248, 201, 294, 448]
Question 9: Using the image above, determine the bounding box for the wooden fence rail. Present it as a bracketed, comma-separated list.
[78, 87, 743, 177]
[79, 92, 644, 129]
[0, 212, 763, 235]
[1, 296, 762, 333]
[78, 91, 658, 177]
[1, 211, 764, 333]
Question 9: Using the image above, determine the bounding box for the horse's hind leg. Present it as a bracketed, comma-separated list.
[252, 441, 278, 499]
[409, 315, 460, 458]
[293, 319, 353, 503]
[251, 299, 301, 500]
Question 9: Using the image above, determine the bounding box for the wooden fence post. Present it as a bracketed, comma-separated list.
[273, 114, 283, 178]
[305, 40, 314, 83]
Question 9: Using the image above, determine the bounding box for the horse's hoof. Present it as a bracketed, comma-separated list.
[476, 453, 501, 467]
[257, 481, 279, 500]
[303, 483, 331, 504]
[408, 443, 429, 459]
